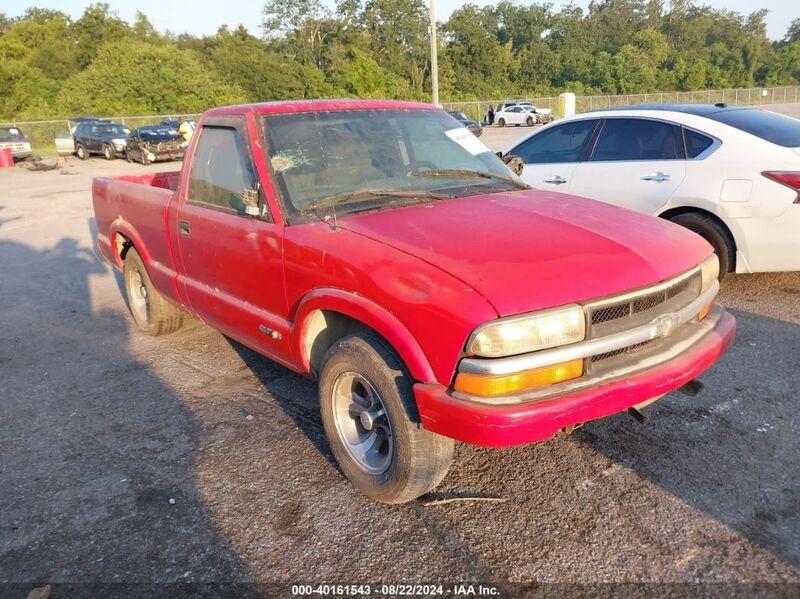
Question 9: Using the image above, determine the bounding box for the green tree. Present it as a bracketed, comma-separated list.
[56, 40, 246, 115]
[71, 3, 133, 68]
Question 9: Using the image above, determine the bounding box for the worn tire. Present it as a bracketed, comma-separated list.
[123, 248, 183, 335]
[319, 333, 454, 504]
[669, 212, 734, 281]
[102, 144, 114, 160]
[76, 144, 88, 160]
[497, 118, 506, 127]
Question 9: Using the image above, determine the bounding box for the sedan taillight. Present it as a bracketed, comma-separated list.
[762, 171, 800, 203]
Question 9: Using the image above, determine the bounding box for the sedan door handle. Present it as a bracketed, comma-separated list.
[544, 175, 568, 185]
[178, 220, 191, 236]
[641, 172, 671, 182]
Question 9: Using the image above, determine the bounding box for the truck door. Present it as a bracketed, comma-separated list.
[173, 116, 292, 365]
[568, 117, 687, 215]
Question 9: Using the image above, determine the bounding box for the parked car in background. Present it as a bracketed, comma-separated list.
[447, 111, 483, 136]
[496, 99, 530, 112]
[68, 117, 111, 135]
[160, 118, 197, 131]
[530, 106, 554, 124]
[505, 104, 800, 277]
[73, 122, 130, 160]
[126, 125, 185, 165]
[92, 99, 734, 503]
[0, 126, 33, 160]
[494, 105, 538, 127]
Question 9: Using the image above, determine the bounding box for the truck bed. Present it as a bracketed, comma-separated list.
[92, 171, 183, 299]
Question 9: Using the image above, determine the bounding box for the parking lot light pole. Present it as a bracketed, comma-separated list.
[430, 0, 439, 105]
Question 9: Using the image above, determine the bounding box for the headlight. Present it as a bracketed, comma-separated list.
[699, 254, 719, 292]
[467, 304, 585, 358]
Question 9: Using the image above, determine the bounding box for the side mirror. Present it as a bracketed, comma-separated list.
[241, 187, 261, 217]
[501, 154, 524, 176]
[495, 151, 504, 159]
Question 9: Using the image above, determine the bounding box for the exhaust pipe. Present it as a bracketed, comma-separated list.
[627, 407, 649, 425]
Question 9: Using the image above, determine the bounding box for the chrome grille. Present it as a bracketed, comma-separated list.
[585, 272, 701, 339]
[587, 339, 663, 377]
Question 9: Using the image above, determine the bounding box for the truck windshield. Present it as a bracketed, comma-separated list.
[263, 109, 522, 221]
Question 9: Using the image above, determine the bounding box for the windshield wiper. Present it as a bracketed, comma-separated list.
[408, 168, 529, 189]
[300, 188, 453, 214]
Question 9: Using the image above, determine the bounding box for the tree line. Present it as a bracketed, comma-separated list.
[1, 1, 799, 121]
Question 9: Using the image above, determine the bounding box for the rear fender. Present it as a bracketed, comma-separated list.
[108, 218, 151, 269]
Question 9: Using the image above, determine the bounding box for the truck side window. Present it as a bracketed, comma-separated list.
[188, 126, 258, 214]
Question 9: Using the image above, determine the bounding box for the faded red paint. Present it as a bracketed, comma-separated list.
[92, 100, 734, 448]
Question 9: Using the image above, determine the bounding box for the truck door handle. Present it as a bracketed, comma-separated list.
[544, 175, 567, 185]
[641, 172, 671, 182]
[178, 220, 191, 236]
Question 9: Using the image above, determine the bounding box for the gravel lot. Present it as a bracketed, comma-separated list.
[1, 104, 799, 597]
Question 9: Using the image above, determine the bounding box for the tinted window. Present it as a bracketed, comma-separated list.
[708, 108, 800, 147]
[593, 118, 683, 161]
[188, 126, 257, 213]
[684, 128, 714, 158]
[513, 119, 598, 164]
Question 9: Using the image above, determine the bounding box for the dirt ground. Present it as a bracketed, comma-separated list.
[1, 110, 799, 597]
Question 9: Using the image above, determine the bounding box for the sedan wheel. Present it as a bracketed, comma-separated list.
[497, 118, 506, 127]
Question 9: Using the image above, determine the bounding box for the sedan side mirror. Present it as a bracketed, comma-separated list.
[501, 154, 524, 176]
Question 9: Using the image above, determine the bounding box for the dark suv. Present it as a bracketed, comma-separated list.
[73, 122, 130, 160]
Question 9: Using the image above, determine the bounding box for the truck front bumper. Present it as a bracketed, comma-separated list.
[414, 306, 735, 447]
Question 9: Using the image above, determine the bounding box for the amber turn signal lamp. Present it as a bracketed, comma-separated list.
[454, 359, 584, 398]
[698, 302, 714, 321]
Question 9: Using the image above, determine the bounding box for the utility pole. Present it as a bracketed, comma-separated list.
[430, 0, 439, 105]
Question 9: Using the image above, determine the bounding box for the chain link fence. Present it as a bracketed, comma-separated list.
[0, 113, 201, 157]
[3, 85, 800, 155]
[441, 85, 800, 123]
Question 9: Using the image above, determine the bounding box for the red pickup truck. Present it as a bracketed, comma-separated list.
[93, 100, 735, 503]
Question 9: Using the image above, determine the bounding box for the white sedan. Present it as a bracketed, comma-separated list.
[494, 105, 537, 127]
[505, 104, 800, 277]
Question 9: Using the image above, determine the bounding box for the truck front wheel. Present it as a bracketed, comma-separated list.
[123, 248, 184, 335]
[319, 333, 454, 504]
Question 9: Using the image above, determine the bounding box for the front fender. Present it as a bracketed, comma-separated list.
[292, 288, 437, 383]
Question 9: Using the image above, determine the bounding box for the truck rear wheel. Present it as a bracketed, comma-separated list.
[319, 333, 454, 504]
[123, 248, 183, 335]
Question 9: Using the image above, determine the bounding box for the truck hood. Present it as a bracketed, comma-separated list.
[338, 190, 712, 317]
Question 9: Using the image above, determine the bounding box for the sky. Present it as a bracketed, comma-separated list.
[3, 0, 797, 41]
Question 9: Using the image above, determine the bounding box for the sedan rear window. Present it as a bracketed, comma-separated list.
[708, 109, 800, 148]
[683, 128, 715, 158]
